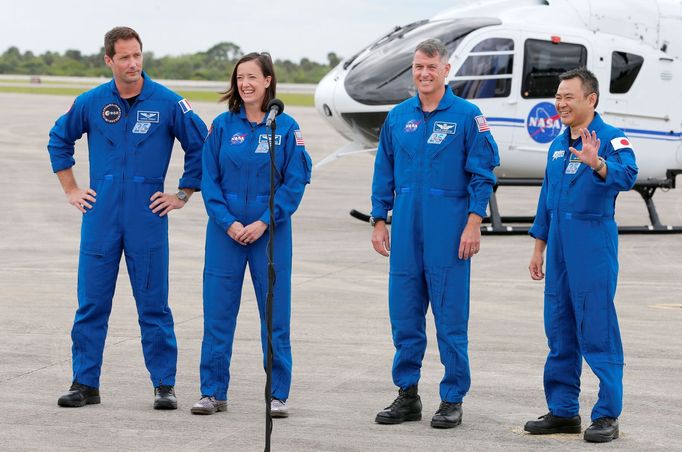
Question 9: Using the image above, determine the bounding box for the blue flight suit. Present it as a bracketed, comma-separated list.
[529, 113, 638, 421]
[371, 87, 499, 402]
[200, 108, 312, 401]
[47, 72, 207, 388]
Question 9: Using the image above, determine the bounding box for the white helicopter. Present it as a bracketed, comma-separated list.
[314, 0, 682, 233]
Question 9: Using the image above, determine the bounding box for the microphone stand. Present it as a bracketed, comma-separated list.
[264, 116, 277, 452]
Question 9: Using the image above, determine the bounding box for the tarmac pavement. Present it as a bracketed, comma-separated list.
[0, 92, 681, 451]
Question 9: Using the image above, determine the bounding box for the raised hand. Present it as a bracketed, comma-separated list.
[569, 128, 601, 169]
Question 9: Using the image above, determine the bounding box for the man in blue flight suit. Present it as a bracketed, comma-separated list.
[524, 68, 638, 442]
[47, 27, 207, 409]
[371, 39, 499, 429]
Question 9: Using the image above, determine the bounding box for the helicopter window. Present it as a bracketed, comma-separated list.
[471, 38, 514, 52]
[343, 18, 502, 106]
[456, 54, 513, 77]
[522, 39, 587, 98]
[450, 38, 514, 99]
[610, 51, 643, 94]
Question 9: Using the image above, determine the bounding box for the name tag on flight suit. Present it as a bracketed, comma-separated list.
[566, 154, 581, 174]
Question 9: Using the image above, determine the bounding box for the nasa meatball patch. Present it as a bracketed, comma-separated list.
[404, 119, 420, 133]
[611, 137, 633, 150]
[102, 103, 122, 123]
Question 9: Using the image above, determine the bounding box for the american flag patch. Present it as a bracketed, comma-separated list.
[475, 115, 490, 132]
[294, 129, 305, 146]
[178, 98, 192, 114]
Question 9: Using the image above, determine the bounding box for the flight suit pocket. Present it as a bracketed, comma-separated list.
[142, 246, 167, 299]
[302, 152, 312, 184]
[579, 291, 610, 354]
[484, 134, 500, 166]
[134, 176, 164, 214]
[543, 291, 561, 350]
[83, 175, 113, 217]
[545, 162, 563, 207]
[254, 154, 283, 191]
[429, 188, 467, 198]
[429, 267, 469, 332]
[78, 243, 108, 300]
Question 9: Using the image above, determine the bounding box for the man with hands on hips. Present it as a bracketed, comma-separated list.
[48, 26, 207, 410]
[525, 67, 637, 443]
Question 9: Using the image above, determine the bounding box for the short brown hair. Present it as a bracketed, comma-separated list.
[220, 52, 277, 113]
[104, 27, 143, 58]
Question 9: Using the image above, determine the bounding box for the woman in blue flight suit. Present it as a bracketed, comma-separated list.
[191, 52, 312, 417]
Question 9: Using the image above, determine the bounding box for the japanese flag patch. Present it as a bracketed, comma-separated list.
[474, 115, 490, 132]
[611, 137, 633, 150]
[178, 98, 192, 114]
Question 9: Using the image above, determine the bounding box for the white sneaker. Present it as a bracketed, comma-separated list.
[271, 398, 289, 418]
[190, 396, 227, 415]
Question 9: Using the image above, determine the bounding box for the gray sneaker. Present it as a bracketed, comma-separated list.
[190, 396, 227, 415]
[271, 398, 289, 418]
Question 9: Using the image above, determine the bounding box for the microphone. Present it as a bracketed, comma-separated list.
[265, 98, 284, 128]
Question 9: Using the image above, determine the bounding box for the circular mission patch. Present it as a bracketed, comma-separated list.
[102, 103, 122, 124]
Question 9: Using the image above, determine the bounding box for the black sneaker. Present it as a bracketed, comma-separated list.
[584, 417, 619, 442]
[431, 401, 463, 428]
[524, 412, 581, 434]
[154, 385, 177, 410]
[57, 381, 100, 407]
[375, 385, 422, 424]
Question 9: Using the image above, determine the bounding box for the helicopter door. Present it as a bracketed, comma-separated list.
[449, 34, 518, 168]
[514, 38, 589, 178]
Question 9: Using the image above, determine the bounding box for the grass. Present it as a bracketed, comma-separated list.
[0, 78, 83, 85]
[0, 86, 315, 106]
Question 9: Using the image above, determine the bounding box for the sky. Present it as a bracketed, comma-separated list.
[3, 0, 456, 63]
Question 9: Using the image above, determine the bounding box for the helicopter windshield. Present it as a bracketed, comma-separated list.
[344, 18, 501, 106]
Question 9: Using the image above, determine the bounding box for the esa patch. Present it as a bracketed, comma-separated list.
[565, 162, 581, 174]
[178, 98, 192, 114]
[230, 132, 247, 145]
[404, 119, 421, 133]
[611, 137, 632, 150]
[102, 103, 121, 123]
[552, 150, 565, 160]
[433, 121, 456, 135]
[427, 132, 447, 144]
[474, 115, 490, 132]
[132, 122, 151, 134]
[137, 111, 159, 123]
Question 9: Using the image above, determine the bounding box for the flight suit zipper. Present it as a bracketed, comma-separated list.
[120, 96, 129, 229]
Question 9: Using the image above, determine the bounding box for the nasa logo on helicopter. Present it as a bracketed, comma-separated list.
[527, 102, 562, 144]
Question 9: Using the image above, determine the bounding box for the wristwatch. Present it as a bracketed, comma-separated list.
[176, 190, 189, 203]
[593, 157, 606, 172]
[370, 216, 386, 227]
